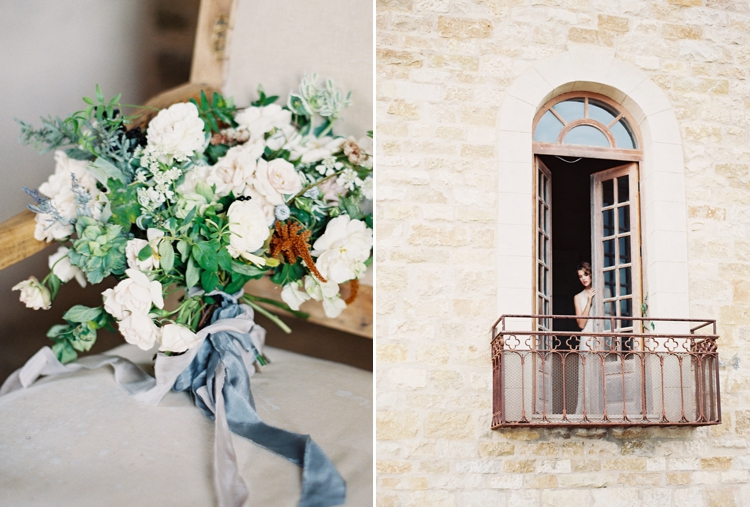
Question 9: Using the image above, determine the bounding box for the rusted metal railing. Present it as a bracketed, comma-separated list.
[491, 315, 720, 428]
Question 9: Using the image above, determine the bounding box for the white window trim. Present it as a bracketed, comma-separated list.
[496, 45, 690, 334]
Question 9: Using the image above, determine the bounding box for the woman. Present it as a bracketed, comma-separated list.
[573, 262, 601, 416]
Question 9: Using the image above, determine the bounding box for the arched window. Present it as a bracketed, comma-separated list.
[533, 93, 642, 161]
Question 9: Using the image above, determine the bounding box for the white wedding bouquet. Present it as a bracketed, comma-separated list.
[14, 75, 373, 363]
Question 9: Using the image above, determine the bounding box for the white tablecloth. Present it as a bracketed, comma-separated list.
[0, 345, 372, 506]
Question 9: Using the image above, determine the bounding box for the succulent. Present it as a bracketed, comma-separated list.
[68, 216, 128, 284]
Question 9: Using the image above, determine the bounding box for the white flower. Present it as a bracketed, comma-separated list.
[39, 151, 99, 199]
[281, 281, 311, 311]
[293, 136, 345, 164]
[207, 141, 264, 198]
[234, 104, 293, 140]
[12, 276, 51, 310]
[176, 164, 210, 195]
[336, 168, 359, 191]
[312, 216, 373, 284]
[361, 176, 373, 200]
[252, 158, 301, 205]
[102, 269, 164, 320]
[174, 192, 209, 219]
[48, 246, 86, 288]
[145, 102, 206, 161]
[240, 189, 277, 226]
[226, 200, 271, 260]
[159, 323, 201, 353]
[303, 276, 345, 318]
[119, 313, 161, 350]
[125, 229, 165, 271]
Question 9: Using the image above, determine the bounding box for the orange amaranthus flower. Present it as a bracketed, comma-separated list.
[269, 220, 327, 282]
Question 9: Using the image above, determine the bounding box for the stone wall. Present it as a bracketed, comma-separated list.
[375, 0, 750, 505]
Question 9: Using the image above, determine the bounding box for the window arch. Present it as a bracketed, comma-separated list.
[532, 92, 643, 161]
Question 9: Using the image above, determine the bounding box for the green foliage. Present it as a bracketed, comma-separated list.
[270, 262, 306, 286]
[106, 178, 142, 231]
[250, 86, 279, 107]
[230, 260, 266, 279]
[190, 90, 236, 134]
[47, 305, 112, 363]
[159, 240, 175, 273]
[68, 217, 128, 284]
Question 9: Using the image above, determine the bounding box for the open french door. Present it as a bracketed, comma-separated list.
[534, 158, 553, 416]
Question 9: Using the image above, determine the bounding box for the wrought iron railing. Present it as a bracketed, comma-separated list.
[491, 315, 720, 427]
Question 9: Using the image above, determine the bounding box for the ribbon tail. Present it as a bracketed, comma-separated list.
[213, 363, 251, 507]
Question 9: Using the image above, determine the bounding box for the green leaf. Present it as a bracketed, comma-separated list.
[270, 262, 306, 285]
[159, 240, 175, 273]
[339, 195, 363, 220]
[218, 249, 233, 272]
[106, 178, 141, 230]
[186, 257, 201, 289]
[177, 240, 190, 262]
[47, 324, 72, 339]
[71, 323, 97, 352]
[230, 260, 266, 279]
[364, 213, 373, 229]
[195, 181, 214, 202]
[89, 157, 126, 185]
[138, 243, 153, 262]
[47, 273, 61, 300]
[52, 341, 78, 364]
[201, 270, 220, 292]
[63, 305, 103, 324]
[224, 272, 250, 294]
[193, 242, 218, 271]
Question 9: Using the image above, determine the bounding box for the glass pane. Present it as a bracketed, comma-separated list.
[604, 301, 614, 317]
[603, 209, 614, 236]
[544, 298, 549, 315]
[619, 236, 631, 264]
[602, 179, 614, 207]
[543, 176, 549, 202]
[619, 267, 632, 296]
[620, 298, 633, 317]
[604, 239, 615, 268]
[611, 119, 636, 149]
[538, 233, 543, 261]
[563, 125, 610, 147]
[538, 296, 544, 316]
[588, 99, 617, 126]
[604, 269, 616, 297]
[534, 111, 564, 143]
[552, 99, 584, 123]
[544, 237, 549, 263]
[538, 172, 543, 198]
[617, 176, 629, 203]
[618, 206, 630, 233]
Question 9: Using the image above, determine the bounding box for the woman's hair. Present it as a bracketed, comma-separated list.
[577, 261, 591, 276]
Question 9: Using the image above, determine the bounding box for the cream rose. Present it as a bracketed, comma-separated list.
[241, 189, 277, 226]
[119, 313, 161, 350]
[234, 104, 292, 140]
[207, 141, 263, 197]
[226, 200, 271, 259]
[145, 102, 206, 161]
[293, 136, 345, 165]
[102, 269, 164, 320]
[159, 323, 201, 353]
[311, 216, 373, 284]
[48, 246, 86, 288]
[39, 151, 99, 199]
[12, 276, 51, 310]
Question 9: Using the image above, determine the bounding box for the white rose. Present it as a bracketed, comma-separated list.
[251, 159, 289, 205]
[159, 323, 201, 353]
[311, 216, 373, 284]
[318, 178, 346, 205]
[226, 200, 271, 259]
[12, 276, 51, 310]
[240, 189, 277, 226]
[207, 141, 263, 198]
[265, 125, 299, 152]
[39, 151, 99, 199]
[281, 281, 311, 311]
[303, 276, 345, 318]
[234, 104, 292, 140]
[102, 269, 164, 320]
[119, 313, 161, 350]
[146, 102, 206, 161]
[126, 229, 165, 271]
[48, 246, 86, 288]
[265, 158, 303, 196]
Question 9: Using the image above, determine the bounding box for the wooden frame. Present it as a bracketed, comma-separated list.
[0, 0, 372, 339]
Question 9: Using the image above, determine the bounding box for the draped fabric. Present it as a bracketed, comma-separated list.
[0, 292, 346, 507]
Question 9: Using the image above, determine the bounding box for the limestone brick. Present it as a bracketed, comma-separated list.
[378, 343, 409, 362]
[437, 17, 493, 39]
[377, 411, 420, 440]
[424, 411, 474, 439]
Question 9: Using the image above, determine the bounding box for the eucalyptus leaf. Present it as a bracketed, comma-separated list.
[138, 244, 153, 262]
[89, 157, 126, 185]
[159, 240, 175, 273]
[186, 257, 200, 289]
[177, 240, 190, 262]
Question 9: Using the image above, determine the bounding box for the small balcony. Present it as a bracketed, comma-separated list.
[491, 315, 721, 428]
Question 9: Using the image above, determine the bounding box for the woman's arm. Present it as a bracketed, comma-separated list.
[574, 291, 594, 330]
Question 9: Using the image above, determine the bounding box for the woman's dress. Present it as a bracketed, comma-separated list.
[574, 304, 603, 417]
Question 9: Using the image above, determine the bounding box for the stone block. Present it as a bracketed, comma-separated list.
[377, 49, 424, 67]
[504, 459, 536, 473]
[567, 27, 615, 46]
[701, 457, 733, 470]
[667, 472, 691, 485]
[674, 487, 705, 507]
[662, 23, 703, 39]
[541, 489, 589, 507]
[526, 474, 558, 489]
[378, 460, 414, 474]
[478, 441, 515, 457]
[437, 17, 493, 39]
[424, 411, 474, 440]
[598, 14, 630, 32]
[378, 343, 409, 362]
[377, 411, 420, 440]
[706, 488, 737, 507]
